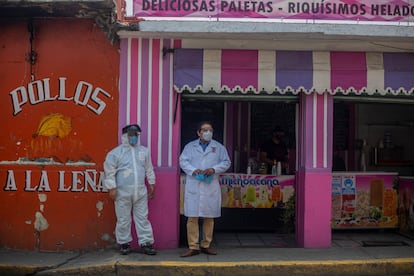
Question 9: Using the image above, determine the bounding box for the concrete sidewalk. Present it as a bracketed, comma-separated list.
[1, 231, 414, 276]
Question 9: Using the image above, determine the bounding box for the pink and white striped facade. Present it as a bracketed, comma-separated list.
[118, 37, 413, 248]
[119, 38, 184, 249]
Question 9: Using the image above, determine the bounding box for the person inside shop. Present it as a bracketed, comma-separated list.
[103, 124, 157, 256]
[260, 125, 288, 174]
[179, 121, 231, 257]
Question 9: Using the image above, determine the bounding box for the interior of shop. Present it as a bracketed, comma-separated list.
[334, 98, 414, 176]
[179, 95, 414, 247]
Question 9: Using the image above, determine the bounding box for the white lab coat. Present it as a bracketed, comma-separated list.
[104, 134, 156, 245]
[179, 139, 231, 218]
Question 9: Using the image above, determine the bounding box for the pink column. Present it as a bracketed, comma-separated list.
[296, 93, 333, 248]
[119, 38, 182, 249]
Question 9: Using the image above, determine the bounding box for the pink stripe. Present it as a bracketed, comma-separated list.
[139, 39, 150, 146]
[129, 39, 139, 124]
[221, 50, 258, 90]
[171, 39, 182, 167]
[316, 95, 324, 168]
[119, 39, 129, 140]
[302, 95, 314, 169]
[151, 39, 161, 162]
[160, 38, 171, 167]
[173, 39, 182, 49]
[331, 52, 367, 90]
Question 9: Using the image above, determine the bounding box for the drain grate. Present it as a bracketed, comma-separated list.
[362, 240, 410, 247]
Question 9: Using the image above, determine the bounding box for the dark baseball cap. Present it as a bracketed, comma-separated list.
[122, 124, 141, 134]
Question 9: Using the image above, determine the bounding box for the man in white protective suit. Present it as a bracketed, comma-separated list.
[179, 121, 231, 257]
[104, 124, 157, 255]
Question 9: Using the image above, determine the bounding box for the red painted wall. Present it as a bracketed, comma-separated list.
[0, 19, 120, 251]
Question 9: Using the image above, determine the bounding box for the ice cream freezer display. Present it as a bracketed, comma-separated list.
[217, 173, 295, 231]
[179, 174, 295, 231]
[218, 174, 295, 209]
[331, 172, 399, 229]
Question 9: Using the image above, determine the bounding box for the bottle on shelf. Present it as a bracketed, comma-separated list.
[277, 161, 282, 176]
[271, 160, 278, 175]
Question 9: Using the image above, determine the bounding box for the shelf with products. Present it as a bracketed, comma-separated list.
[370, 147, 413, 167]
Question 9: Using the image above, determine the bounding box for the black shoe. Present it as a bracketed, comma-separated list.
[120, 243, 130, 255]
[141, 243, 157, 255]
[201, 247, 217, 255]
[180, 249, 200, 257]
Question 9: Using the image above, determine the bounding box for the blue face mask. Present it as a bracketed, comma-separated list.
[129, 135, 138, 146]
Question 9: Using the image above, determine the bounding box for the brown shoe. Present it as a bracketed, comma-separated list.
[180, 249, 200, 257]
[201, 247, 217, 255]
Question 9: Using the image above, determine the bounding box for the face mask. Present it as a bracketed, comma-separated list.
[202, 130, 213, 141]
[129, 135, 138, 146]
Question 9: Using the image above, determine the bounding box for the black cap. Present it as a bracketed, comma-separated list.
[122, 124, 141, 134]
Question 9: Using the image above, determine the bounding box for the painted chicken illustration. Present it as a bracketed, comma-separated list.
[28, 113, 91, 163]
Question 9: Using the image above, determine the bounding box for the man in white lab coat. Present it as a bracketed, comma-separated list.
[179, 121, 231, 257]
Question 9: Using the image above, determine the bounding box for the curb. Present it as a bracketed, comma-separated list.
[6, 258, 413, 276]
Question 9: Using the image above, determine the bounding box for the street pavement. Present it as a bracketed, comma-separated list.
[1, 230, 414, 276]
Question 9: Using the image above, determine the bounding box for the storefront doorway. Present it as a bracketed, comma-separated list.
[179, 95, 414, 246]
[179, 96, 298, 246]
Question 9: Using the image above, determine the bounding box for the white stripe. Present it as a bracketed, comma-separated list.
[366, 52, 384, 95]
[147, 39, 153, 150]
[223, 103, 227, 146]
[125, 0, 133, 16]
[168, 39, 174, 167]
[300, 98, 305, 166]
[203, 50, 221, 92]
[237, 103, 241, 148]
[295, 103, 299, 171]
[157, 40, 164, 167]
[323, 93, 328, 168]
[258, 51, 276, 93]
[313, 93, 317, 168]
[137, 38, 142, 124]
[313, 52, 330, 92]
[126, 38, 132, 125]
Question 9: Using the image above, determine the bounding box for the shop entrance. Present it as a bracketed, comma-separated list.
[179, 96, 298, 247]
[178, 95, 414, 247]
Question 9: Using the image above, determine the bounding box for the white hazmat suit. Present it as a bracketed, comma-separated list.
[104, 133, 156, 246]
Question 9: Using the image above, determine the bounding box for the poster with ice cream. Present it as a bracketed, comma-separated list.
[331, 172, 398, 229]
[219, 174, 295, 208]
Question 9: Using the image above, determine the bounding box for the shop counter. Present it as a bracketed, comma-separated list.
[218, 173, 295, 231]
[179, 173, 295, 231]
[218, 173, 295, 209]
[331, 172, 399, 229]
